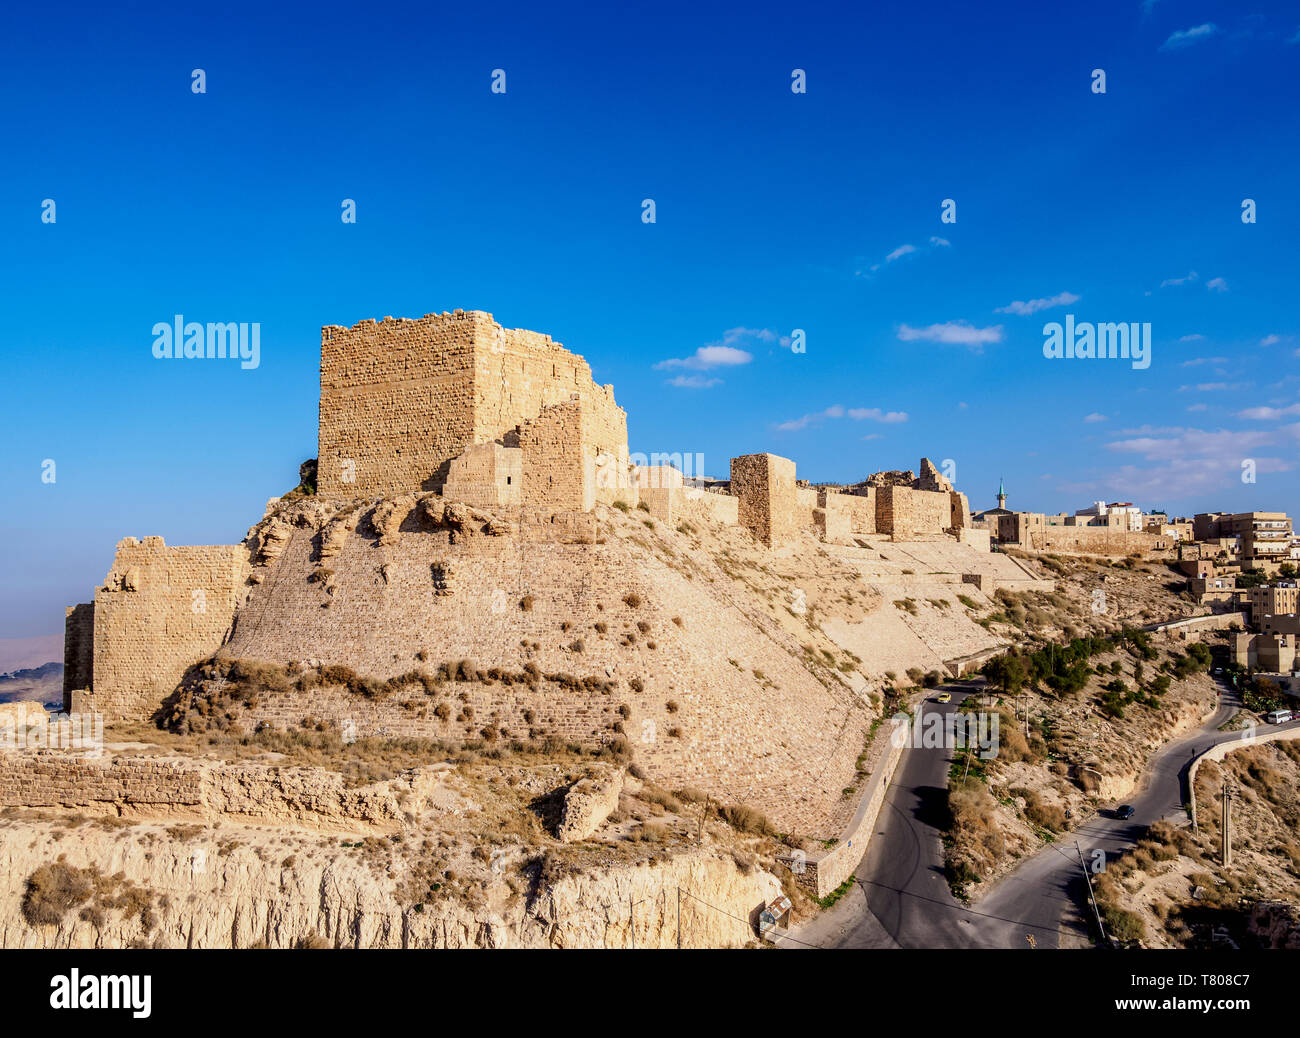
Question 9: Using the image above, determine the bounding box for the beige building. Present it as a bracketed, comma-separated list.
[1195, 512, 1293, 567]
[1248, 583, 1300, 621]
[1233, 630, 1298, 673]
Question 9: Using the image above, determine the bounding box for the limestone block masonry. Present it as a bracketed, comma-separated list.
[731, 453, 797, 548]
[68, 537, 251, 721]
[0, 751, 435, 831]
[317, 310, 628, 500]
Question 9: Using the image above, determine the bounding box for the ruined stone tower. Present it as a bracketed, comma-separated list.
[317, 310, 630, 502]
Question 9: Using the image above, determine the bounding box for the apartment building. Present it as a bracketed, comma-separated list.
[1195, 511, 1293, 567]
[1248, 582, 1300, 619]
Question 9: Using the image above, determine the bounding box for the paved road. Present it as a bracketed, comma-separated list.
[810, 675, 1277, 949]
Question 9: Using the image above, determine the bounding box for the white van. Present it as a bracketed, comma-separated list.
[1266, 709, 1293, 725]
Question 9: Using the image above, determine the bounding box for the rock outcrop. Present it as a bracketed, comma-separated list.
[556, 765, 623, 842]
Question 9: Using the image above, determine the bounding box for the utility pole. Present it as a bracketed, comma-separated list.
[697, 796, 710, 845]
[1075, 840, 1109, 947]
[676, 887, 681, 949]
[629, 896, 636, 950]
[1221, 781, 1233, 866]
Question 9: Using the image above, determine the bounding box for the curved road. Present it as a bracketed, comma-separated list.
[807, 674, 1280, 949]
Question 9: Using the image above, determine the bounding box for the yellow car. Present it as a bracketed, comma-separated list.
[936, 692, 952, 704]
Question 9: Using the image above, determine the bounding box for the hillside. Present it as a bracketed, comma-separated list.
[1082, 738, 1300, 948]
[0, 662, 63, 709]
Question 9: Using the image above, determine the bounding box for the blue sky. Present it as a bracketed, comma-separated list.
[1, 0, 1298, 639]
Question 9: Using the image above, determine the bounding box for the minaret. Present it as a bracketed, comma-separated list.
[996, 477, 1007, 511]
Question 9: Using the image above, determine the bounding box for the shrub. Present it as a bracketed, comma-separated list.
[612, 500, 631, 512]
[22, 863, 94, 926]
[623, 593, 642, 608]
[1025, 798, 1067, 833]
[520, 595, 534, 611]
[718, 803, 772, 835]
[1101, 905, 1145, 942]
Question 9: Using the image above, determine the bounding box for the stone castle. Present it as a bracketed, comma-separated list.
[60, 310, 982, 828]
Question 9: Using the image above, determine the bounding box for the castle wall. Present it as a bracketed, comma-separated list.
[0, 753, 421, 830]
[639, 484, 739, 530]
[473, 323, 627, 468]
[521, 400, 591, 512]
[730, 454, 797, 548]
[83, 538, 250, 721]
[676, 488, 739, 528]
[949, 491, 971, 531]
[318, 312, 481, 497]
[442, 441, 522, 508]
[317, 311, 630, 505]
[814, 490, 853, 545]
[214, 522, 869, 832]
[842, 490, 876, 534]
[1026, 527, 1171, 556]
[875, 486, 952, 539]
[63, 603, 94, 695]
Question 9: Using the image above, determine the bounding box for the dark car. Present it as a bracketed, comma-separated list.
[1116, 805, 1136, 820]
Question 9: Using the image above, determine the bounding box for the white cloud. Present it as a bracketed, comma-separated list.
[1160, 23, 1219, 50]
[1179, 334, 1206, 342]
[1206, 277, 1228, 292]
[1177, 382, 1248, 392]
[776, 403, 907, 432]
[655, 344, 752, 371]
[1179, 356, 1228, 367]
[1186, 403, 1208, 412]
[1237, 404, 1300, 420]
[656, 326, 785, 379]
[1106, 426, 1274, 462]
[861, 236, 950, 275]
[897, 321, 1004, 351]
[994, 291, 1080, 316]
[1056, 423, 1290, 500]
[1083, 413, 1107, 423]
[666, 374, 722, 389]
[774, 405, 842, 432]
[846, 407, 909, 423]
[1160, 271, 1199, 288]
[1261, 334, 1281, 346]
